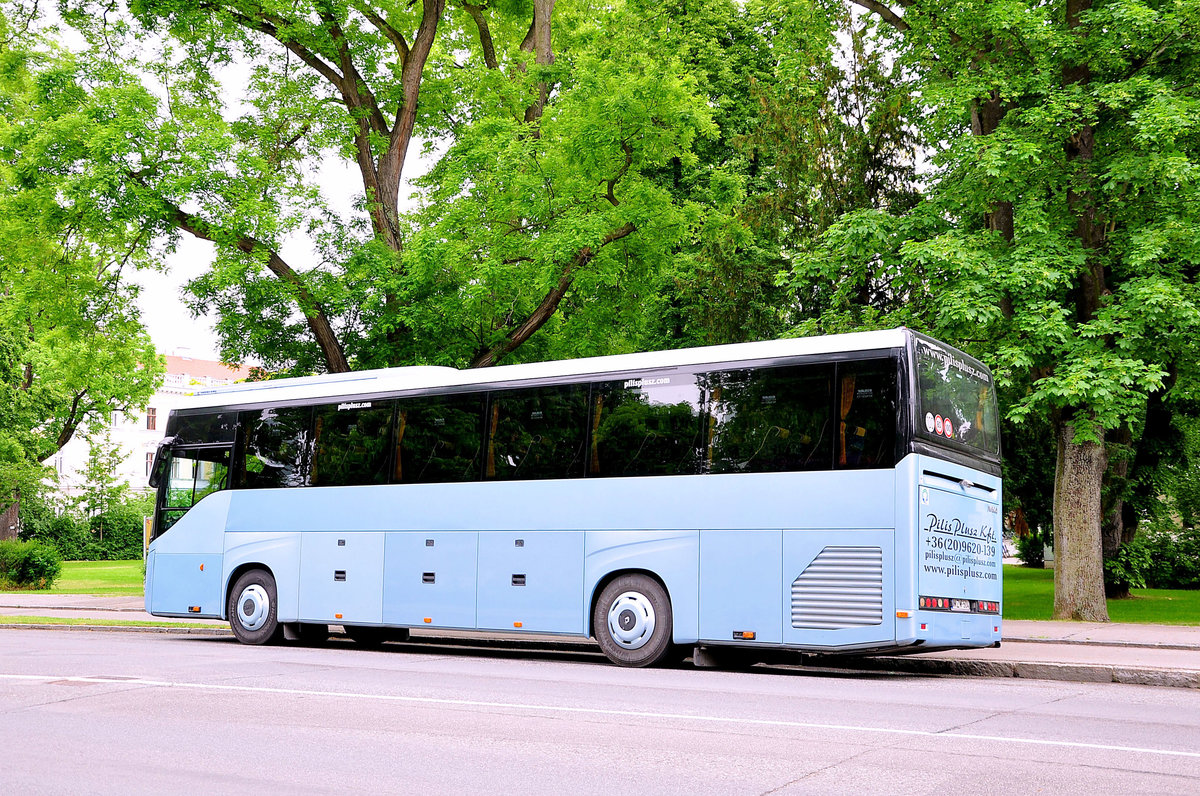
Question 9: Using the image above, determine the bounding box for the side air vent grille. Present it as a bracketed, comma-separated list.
[791, 546, 883, 629]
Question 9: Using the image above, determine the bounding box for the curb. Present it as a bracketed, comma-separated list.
[0, 623, 230, 636]
[1004, 636, 1200, 652]
[803, 654, 1200, 689]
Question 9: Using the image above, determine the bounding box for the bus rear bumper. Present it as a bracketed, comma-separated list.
[900, 610, 1001, 649]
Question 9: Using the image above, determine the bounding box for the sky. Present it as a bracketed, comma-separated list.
[132, 153, 431, 366]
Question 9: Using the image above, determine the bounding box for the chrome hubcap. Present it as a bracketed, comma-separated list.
[237, 584, 270, 631]
[607, 591, 656, 650]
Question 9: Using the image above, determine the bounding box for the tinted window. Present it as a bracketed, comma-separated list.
[486, 385, 589, 480]
[167, 412, 238, 445]
[165, 449, 231, 508]
[590, 374, 703, 477]
[704, 364, 834, 473]
[158, 447, 231, 536]
[239, 407, 313, 488]
[395, 394, 484, 483]
[914, 337, 1000, 456]
[837, 359, 897, 469]
[312, 402, 394, 486]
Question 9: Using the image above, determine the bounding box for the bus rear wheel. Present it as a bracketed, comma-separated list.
[593, 574, 673, 667]
[228, 570, 283, 645]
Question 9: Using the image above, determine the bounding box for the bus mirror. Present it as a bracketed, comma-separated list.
[147, 437, 176, 489]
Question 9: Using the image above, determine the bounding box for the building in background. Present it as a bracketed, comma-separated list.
[52, 351, 251, 496]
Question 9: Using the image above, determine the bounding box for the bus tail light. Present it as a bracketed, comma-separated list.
[919, 596, 1001, 614]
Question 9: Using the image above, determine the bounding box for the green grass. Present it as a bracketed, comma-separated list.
[0, 615, 224, 629]
[1002, 564, 1200, 625]
[22, 560, 144, 595]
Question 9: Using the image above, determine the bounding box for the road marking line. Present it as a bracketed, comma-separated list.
[3, 673, 1198, 759]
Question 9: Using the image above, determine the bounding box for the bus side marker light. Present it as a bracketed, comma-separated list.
[920, 624, 927, 631]
[896, 610, 911, 618]
[514, 622, 523, 628]
[732, 631, 755, 640]
[335, 613, 343, 619]
[199, 564, 204, 572]
[994, 626, 999, 633]
[189, 606, 201, 613]
[424, 617, 432, 623]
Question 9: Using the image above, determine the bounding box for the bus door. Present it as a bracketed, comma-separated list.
[151, 443, 233, 540]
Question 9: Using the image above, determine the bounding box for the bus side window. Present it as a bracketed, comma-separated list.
[238, 407, 314, 488]
[311, 402, 394, 487]
[158, 447, 231, 536]
[394, 394, 484, 483]
[704, 364, 835, 474]
[590, 375, 703, 477]
[837, 359, 898, 469]
[486, 385, 589, 480]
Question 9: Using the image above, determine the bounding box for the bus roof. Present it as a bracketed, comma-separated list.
[177, 328, 913, 411]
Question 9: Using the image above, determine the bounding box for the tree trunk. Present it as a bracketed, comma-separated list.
[1052, 419, 1110, 621]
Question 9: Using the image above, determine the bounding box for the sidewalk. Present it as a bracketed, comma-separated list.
[2, 594, 1197, 688]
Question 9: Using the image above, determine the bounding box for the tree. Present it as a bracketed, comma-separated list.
[76, 431, 130, 541]
[0, 12, 164, 503]
[793, 0, 1200, 618]
[47, 0, 723, 373]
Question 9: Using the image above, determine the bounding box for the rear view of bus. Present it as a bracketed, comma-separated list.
[900, 334, 1003, 651]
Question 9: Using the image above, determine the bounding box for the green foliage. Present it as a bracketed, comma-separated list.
[19, 492, 151, 561]
[77, 432, 130, 522]
[0, 539, 63, 589]
[1103, 534, 1152, 591]
[1117, 523, 1200, 591]
[0, 12, 163, 498]
[1014, 533, 1046, 569]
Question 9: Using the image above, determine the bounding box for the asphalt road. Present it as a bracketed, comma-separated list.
[1, 629, 1198, 795]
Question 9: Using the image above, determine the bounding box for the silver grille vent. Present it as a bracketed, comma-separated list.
[791, 546, 883, 629]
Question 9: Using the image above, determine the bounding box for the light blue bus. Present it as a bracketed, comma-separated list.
[147, 328, 1003, 667]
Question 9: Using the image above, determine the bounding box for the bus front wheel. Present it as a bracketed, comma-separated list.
[228, 570, 283, 645]
[593, 574, 673, 667]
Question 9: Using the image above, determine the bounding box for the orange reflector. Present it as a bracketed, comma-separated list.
[189, 606, 200, 613]
[514, 622, 523, 628]
[199, 564, 204, 571]
[896, 610, 911, 618]
[424, 617, 432, 623]
[335, 613, 343, 619]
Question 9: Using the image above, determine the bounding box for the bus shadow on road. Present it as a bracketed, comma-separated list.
[180, 631, 935, 680]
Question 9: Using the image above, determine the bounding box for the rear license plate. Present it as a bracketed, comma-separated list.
[951, 599, 970, 612]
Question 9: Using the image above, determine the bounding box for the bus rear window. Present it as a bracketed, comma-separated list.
[914, 338, 1000, 458]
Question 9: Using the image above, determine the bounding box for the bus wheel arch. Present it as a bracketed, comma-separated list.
[226, 566, 283, 645]
[590, 570, 674, 667]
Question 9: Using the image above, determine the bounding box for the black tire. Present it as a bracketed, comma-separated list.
[593, 574, 673, 667]
[344, 625, 410, 647]
[227, 569, 283, 645]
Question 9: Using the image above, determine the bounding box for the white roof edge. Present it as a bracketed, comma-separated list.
[177, 328, 911, 411]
